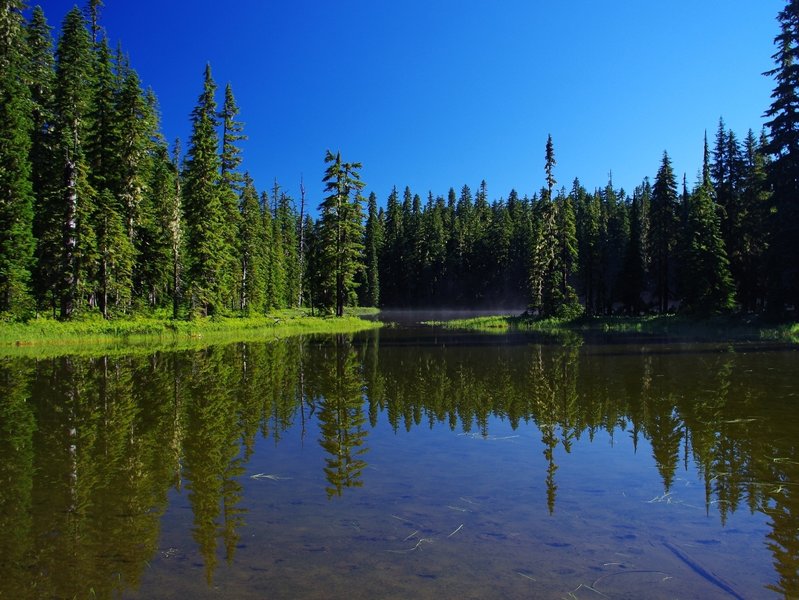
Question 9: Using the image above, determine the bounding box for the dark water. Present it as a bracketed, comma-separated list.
[1, 325, 798, 599]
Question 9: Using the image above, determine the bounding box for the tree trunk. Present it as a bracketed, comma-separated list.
[61, 157, 77, 318]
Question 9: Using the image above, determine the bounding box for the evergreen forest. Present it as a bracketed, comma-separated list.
[2, 1, 799, 321]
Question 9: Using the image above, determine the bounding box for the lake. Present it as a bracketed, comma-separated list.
[1, 321, 797, 599]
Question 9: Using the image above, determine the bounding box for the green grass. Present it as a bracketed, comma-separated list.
[760, 321, 799, 343]
[427, 312, 799, 342]
[422, 315, 515, 332]
[0, 308, 382, 357]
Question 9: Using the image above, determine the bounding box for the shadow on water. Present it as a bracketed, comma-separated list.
[0, 327, 797, 598]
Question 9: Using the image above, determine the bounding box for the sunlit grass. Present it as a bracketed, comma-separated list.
[428, 312, 799, 342]
[0, 308, 382, 357]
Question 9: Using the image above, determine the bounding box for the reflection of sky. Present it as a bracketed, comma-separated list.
[4, 330, 793, 599]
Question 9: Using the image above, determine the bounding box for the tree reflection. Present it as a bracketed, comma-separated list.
[0, 359, 34, 599]
[313, 334, 369, 498]
[1, 333, 799, 597]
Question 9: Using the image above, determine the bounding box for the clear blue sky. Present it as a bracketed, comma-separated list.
[36, 0, 783, 209]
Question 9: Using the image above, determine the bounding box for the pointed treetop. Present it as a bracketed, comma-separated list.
[703, 131, 711, 186]
[545, 134, 556, 198]
[84, 0, 105, 45]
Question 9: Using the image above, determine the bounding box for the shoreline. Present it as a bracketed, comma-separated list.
[424, 313, 799, 343]
[0, 309, 381, 357]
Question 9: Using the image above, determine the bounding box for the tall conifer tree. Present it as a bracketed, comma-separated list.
[26, 7, 59, 312]
[360, 191, 381, 307]
[0, 0, 35, 315]
[182, 64, 225, 316]
[318, 150, 365, 316]
[218, 83, 245, 309]
[239, 173, 265, 314]
[738, 130, 770, 311]
[680, 138, 735, 313]
[53, 6, 97, 317]
[650, 152, 679, 312]
[763, 0, 799, 313]
[620, 180, 650, 313]
[95, 188, 134, 316]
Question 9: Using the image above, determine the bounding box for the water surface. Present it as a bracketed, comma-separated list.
[1, 325, 797, 599]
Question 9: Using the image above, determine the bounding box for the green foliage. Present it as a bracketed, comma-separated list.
[679, 153, 735, 314]
[52, 6, 96, 317]
[218, 83, 245, 311]
[26, 6, 58, 314]
[275, 188, 301, 308]
[94, 189, 135, 316]
[763, 0, 799, 314]
[619, 180, 650, 313]
[315, 335, 369, 498]
[239, 174, 266, 314]
[0, 0, 35, 316]
[0, 310, 381, 356]
[182, 64, 226, 316]
[359, 191, 382, 307]
[317, 150, 365, 317]
[650, 152, 679, 313]
[0, 2, 796, 324]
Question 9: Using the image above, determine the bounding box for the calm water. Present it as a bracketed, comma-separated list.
[1, 324, 798, 599]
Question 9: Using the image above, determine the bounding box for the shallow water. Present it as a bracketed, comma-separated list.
[1, 326, 797, 599]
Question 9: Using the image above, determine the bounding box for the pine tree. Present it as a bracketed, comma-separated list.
[361, 191, 382, 307]
[26, 6, 58, 312]
[265, 186, 287, 308]
[276, 190, 300, 308]
[507, 189, 534, 306]
[297, 177, 307, 307]
[301, 213, 319, 311]
[0, 0, 35, 315]
[551, 189, 581, 318]
[545, 134, 556, 199]
[574, 179, 601, 313]
[84, 0, 104, 46]
[650, 151, 679, 313]
[399, 186, 417, 304]
[620, 180, 650, 313]
[602, 180, 630, 313]
[239, 173, 265, 314]
[738, 130, 771, 311]
[529, 136, 562, 316]
[763, 0, 799, 314]
[680, 139, 735, 314]
[95, 189, 134, 316]
[318, 150, 365, 317]
[85, 37, 119, 194]
[168, 139, 183, 316]
[422, 193, 448, 304]
[116, 66, 154, 245]
[379, 186, 403, 306]
[484, 198, 513, 305]
[182, 64, 225, 316]
[218, 83, 245, 310]
[260, 190, 281, 310]
[53, 6, 97, 317]
[138, 133, 178, 309]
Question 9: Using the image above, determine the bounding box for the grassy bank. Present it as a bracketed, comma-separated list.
[427, 313, 799, 342]
[0, 308, 381, 357]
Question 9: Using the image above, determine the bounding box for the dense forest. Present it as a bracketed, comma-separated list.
[1, 1, 798, 320]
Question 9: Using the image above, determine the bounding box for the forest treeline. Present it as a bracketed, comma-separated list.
[1, 1, 798, 320]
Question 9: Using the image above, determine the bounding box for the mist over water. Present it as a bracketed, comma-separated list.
[376, 307, 524, 324]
